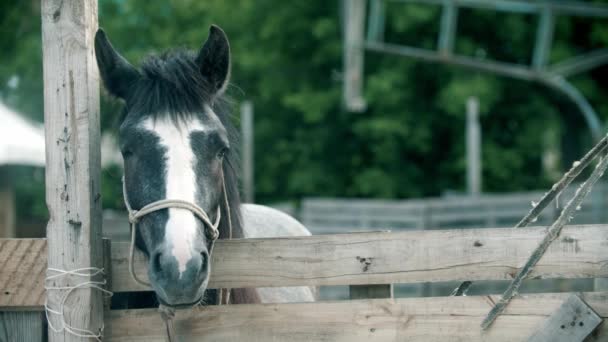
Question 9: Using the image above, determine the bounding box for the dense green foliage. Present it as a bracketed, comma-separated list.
[1, 0, 608, 221]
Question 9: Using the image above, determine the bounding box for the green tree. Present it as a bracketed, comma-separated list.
[1, 0, 608, 222]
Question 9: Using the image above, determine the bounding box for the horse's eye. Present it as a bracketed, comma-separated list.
[122, 149, 133, 158]
[217, 147, 229, 159]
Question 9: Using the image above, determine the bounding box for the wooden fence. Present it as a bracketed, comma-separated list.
[2, 0, 605, 340]
[301, 183, 608, 233]
[1, 224, 607, 340]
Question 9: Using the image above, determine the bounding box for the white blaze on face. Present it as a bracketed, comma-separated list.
[142, 116, 205, 276]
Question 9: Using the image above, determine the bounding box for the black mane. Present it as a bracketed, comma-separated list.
[125, 49, 244, 240]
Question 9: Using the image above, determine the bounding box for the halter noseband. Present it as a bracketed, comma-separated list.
[121, 174, 231, 289]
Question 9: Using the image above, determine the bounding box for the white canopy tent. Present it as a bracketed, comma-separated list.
[0, 102, 123, 238]
[0, 102, 122, 168]
[0, 102, 45, 167]
[0, 101, 44, 238]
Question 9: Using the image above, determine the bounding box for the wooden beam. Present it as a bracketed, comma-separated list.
[193, 224, 608, 289]
[2, 225, 608, 308]
[0, 187, 16, 238]
[104, 292, 608, 341]
[41, 0, 103, 340]
[527, 294, 601, 342]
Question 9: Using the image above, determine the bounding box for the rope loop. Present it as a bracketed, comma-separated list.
[44, 267, 113, 341]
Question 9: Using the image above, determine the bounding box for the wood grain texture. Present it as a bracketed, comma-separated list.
[0, 189, 16, 238]
[1, 224, 608, 308]
[0, 311, 46, 342]
[0, 239, 46, 309]
[105, 292, 608, 342]
[527, 294, 601, 342]
[41, 0, 103, 340]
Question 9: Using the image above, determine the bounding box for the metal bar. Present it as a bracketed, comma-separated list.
[549, 48, 608, 78]
[532, 7, 554, 70]
[392, 0, 539, 14]
[364, 41, 603, 141]
[391, 0, 608, 17]
[241, 101, 254, 203]
[367, 0, 386, 43]
[438, 0, 458, 56]
[541, 75, 603, 142]
[364, 41, 538, 80]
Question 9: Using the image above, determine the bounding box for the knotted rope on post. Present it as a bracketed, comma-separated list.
[44, 267, 113, 341]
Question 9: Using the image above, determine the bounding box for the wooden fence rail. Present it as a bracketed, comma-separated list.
[2, 224, 607, 309]
[106, 292, 608, 341]
[301, 183, 608, 233]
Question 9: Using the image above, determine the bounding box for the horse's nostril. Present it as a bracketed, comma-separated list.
[200, 251, 209, 273]
[153, 251, 163, 273]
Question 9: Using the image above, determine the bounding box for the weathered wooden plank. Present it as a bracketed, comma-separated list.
[195, 224, 608, 290]
[2, 224, 608, 308]
[0, 239, 47, 308]
[41, 0, 103, 340]
[527, 294, 601, 342]
[0, 311, 46, 342]
[105, 292, 608, 342]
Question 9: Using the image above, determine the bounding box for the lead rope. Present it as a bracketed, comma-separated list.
[122, 169, 233, 342]
[219, 173, 232, 305]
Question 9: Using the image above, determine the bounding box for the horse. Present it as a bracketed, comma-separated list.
[94, 25, 315, 307]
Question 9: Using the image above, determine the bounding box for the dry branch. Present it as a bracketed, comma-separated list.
[481, 150, 608, 330]
[453, 135, 608, 297]
[515, 135, 608, 228]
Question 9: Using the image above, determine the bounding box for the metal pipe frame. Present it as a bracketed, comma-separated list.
[351, 0, 608, 140]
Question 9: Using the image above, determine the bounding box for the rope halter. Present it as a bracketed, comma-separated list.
[121, 172, 233, 342]
[121, 176, 221, 288]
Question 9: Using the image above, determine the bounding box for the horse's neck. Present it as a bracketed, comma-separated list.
[230, 288, 261, 304]
[218, 203, 258, 304]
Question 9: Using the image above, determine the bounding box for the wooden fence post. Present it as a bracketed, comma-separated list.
[0, 186, 16, 238]
[41, 0, 103, 341]
[466, 96, 481, 196]
[241, 101, 254, 203]
[343, 0, 367, 112]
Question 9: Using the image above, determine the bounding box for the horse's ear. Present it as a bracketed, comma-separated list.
[196, 25, 231, 97]
[95, 29, 140, 99]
